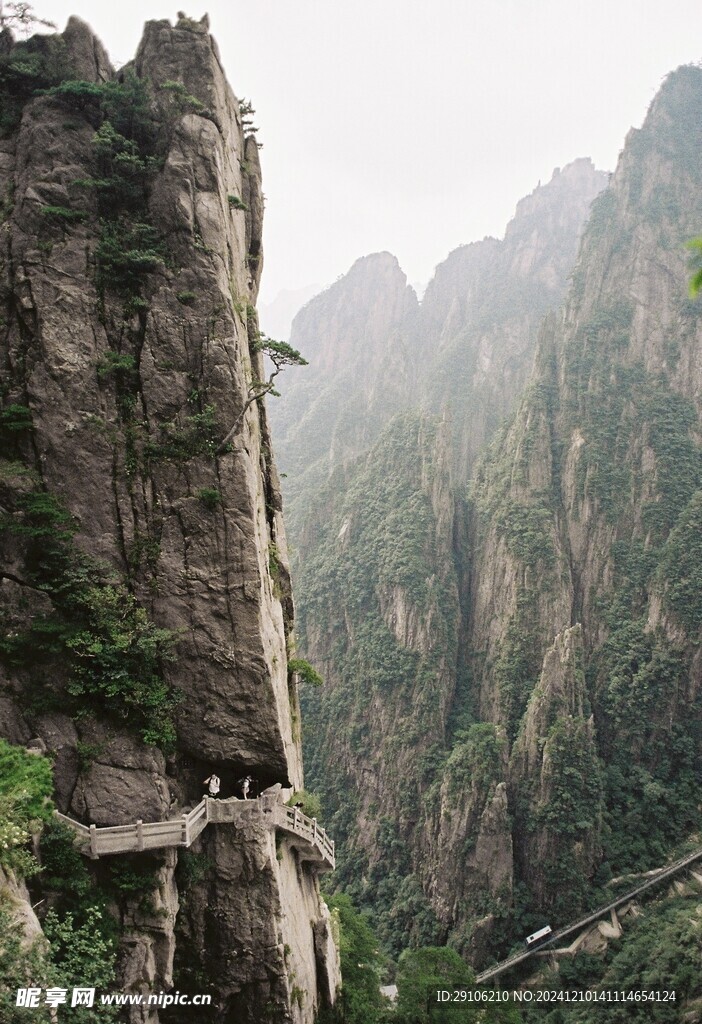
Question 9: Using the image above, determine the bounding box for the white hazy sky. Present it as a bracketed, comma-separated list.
[28, 1, 702, 303]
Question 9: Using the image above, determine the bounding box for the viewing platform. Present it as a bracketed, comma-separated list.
[55, 790, 335, 871]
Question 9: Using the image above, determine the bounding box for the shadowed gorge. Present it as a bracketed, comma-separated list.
[270, 63, 702, 1007]
[1, 8, 702, 1022]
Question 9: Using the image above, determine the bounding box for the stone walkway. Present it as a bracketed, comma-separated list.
[56, 790, 335, 870]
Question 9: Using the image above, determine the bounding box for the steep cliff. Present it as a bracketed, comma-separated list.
[269, 252, 420, 538]
[276, 62, 702, 976]
[298, 412, 460, 954]
[465, 63, 702, 934]
[421, 158, 608, 481]
[0, 14, 338, 1022]
[276, 157, 608, 960]
[270, 161, 607, 502]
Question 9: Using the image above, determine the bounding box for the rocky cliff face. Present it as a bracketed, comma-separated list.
[274, 64, 702, 972]
[270, 161, 607, 501]
[269, 252, 420, 539]
[462, 63, 702, 938]
[0, 15, 338, 1022]
[273, 156, 608, 958]
[421, 158, 609, 481]
[297, 412, 460, 954]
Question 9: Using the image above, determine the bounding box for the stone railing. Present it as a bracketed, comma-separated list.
[476, 843, 702, 984]
[275, 804, 335, 866]
[55, 793, 335, 870]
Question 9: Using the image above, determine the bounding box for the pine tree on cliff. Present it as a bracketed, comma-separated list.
[0, 2, 55, 32]
[217, 335, 307, 452]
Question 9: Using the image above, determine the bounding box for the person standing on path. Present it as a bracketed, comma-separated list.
[204, 773, 221, 798]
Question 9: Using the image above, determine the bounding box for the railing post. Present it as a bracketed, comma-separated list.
[293, 807, 299, 832]
[312, 818, 317, 847]
[136, 819, 144, 852]
[181, 814, 189, 846]
[89, 824, 98, 859]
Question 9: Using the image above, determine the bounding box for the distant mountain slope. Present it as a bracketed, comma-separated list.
[269, 160, 607, 521]
[421, 158, 609, 481]
[271, 160, 609, 959]
[465, 65, 702, 935]
[288, 63, 702, 973]
[269, 252, 420, 538]
[259, 282, 324, 340]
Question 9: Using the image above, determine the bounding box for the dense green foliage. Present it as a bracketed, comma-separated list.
[145, 404, 219, 463]
[0, 740, 53, 876]
[396, 947, 469, 1023]
[0, 487, 179, 748]
[444, 724, 504, 803]
[320, 893, 387, 1024]
[43, 907, 119, 1021]
[288, 657, 324, 686]
[318, 895, 522, 1024]
[47, 73, 166, 309]
[394, 947, 521, 1023]
[594, 621, 701, 871]
[529, 717, 603, 919]
[0, 31, 70, 135]
[688, 237, 702, 296]
[0, 896, 118, 1023]
[38, 818, 93, 900]
[525, 887, 702, 1024]
[492, 593, 544, 742]
[586, 896, 702, 1022]
[0, 403, 31, 432]
[300, 413, 459, 954]
[287, 789, 323, 820]
[95, 219, 164, 295]
[660, 490, 702, 633]
[0, 754, 119, 1021]
[196, 486, 222, 510]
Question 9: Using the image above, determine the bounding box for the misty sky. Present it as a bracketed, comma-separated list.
[27, 1, 702, 305]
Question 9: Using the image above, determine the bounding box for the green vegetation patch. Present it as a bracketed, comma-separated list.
[145, 404, 218, 463]
[0, 489, 179, 749]
[319, 892, 387, 1024]
[660, 490, 702, 634]
[0, 32, 71, 136]
[528, 891, 702, 1023]
[0, 739, 53, 877]
[444, 723, 504, 802]
[594, 621, 701, 872]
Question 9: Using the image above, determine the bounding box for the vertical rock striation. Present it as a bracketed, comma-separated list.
[271, 156, 607, 959]
[0, 14, 338, 1021]
[272, 64, 702, 972]
[464, 63, 702, 936]
[270, 251, 421, 538]
[421, 158, 609, 482]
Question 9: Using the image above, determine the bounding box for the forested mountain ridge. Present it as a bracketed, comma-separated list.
[272, 62, 702, 986]
[270, 251, 421, 540]
[468, 62, 702, 920]
[421, 157, 609, 482]
[270, 159, 607, 540]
